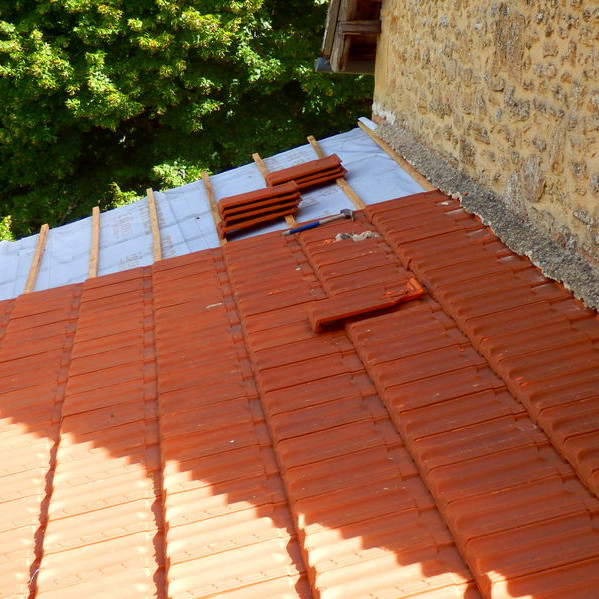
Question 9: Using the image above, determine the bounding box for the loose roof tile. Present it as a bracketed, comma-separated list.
[264, 154, 346, 190]
[217, 182, 302, 239]
[1, 189, 599, 598]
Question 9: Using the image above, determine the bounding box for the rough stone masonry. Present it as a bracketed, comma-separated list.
[372, 1, 599, 307]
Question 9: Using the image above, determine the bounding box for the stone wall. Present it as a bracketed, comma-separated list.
[373, 1, 599, 263]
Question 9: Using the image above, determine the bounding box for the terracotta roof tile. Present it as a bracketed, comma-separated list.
[1, 190, 599, 597]
[219, 233, 481, 598]
[264, 154, 346, 190]
[151, 252, 309, 597]
[308, 279, 423, 332]
[217, 182, 302, 239]
[36, 533, 160, 599]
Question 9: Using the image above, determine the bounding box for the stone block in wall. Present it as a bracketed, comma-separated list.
[492, 5, 526, 80]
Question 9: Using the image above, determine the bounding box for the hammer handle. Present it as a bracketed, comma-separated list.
[283, 220, 321, 236]
[283, 212, 349, 236]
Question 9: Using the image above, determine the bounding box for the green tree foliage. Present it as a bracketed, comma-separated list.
[0, 215, 13, 240]
[0, 0, 372, 239]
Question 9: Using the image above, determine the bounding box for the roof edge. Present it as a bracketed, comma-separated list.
[373, 117, 599, 311]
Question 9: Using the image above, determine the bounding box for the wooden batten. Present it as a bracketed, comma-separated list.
[146, 188, 162, 262]
[88, 206, 100, 279]
[357, 121, 435, 191]
[202, 171, 220, 225]
[252, 153, 296, 227]
[252, 153, 270, 182]
[23, 224, 49, 294]
[202, 171, 227, 246]
[306, 135, 366, 210]
[307, 136, 326, 159]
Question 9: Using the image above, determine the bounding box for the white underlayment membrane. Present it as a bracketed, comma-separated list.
[0, 118, 423, 300]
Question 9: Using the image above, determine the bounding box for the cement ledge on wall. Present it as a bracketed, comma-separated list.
[375, 120, 599, 312]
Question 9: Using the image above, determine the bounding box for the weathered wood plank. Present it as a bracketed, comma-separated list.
[88, 206, 100, 279]
[357, 121, 436, 191]
[146, 188, 162, 262]
[23, 224, 49, 294]
[253, 153, 296, 226]
[306, 135, 366, 209]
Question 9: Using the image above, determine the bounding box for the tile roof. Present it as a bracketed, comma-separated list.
[1, 190, 599, 598]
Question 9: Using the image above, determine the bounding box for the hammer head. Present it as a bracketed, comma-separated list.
[340, 208, 354, 221]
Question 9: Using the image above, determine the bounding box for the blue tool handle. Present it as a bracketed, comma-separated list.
[284, 220, 321, 236]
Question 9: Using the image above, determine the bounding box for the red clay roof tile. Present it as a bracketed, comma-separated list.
[308, 278, 424, 332]
[1, 189, 599, 598]
[264, 154, 346, 190]
[217, 182, 302, 239]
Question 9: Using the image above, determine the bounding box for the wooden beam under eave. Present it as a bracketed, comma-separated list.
[88, 206, 100, 279]
[338, 20, 381, 35]
[357, 121, 436, 191]
[306, 135, 366, 210]
[23, 223, 49, 294]
[322, 0, 342, 57]
[146, 188, 162, 262]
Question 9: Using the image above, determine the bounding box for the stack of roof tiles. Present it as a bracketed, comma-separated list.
[217, 155, 346, 239]
[264, 154, 346, 190]
[1, 190, 599, 598]
[217, 181, 302, 239]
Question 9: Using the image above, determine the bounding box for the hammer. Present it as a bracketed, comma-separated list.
[283, 209, 354, 236]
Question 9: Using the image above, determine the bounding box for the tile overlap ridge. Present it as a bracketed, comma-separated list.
[34, 270, 166, 598]
[151, 250, 310, 597]
[0, 285, 83, 598]
[367, 190, 599, 499]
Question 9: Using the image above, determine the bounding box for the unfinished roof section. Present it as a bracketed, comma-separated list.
[1, 187, 599, 598]
[319, 0, 381, 73]
[0, 121, 422, 301]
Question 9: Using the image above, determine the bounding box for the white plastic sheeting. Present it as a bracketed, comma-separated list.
[0, 118, 423, 300]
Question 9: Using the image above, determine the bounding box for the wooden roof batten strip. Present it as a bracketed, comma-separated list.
[88, 206, 100, 279]
[306, 135, 366, 210]
[23, 223, 49, 294]
[146, 188, 162, 262]
[357, 121, 436, 192]
[252, 153, 297, 227]
[202, 171, 227, 246]
[14, 126, 419, 295]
